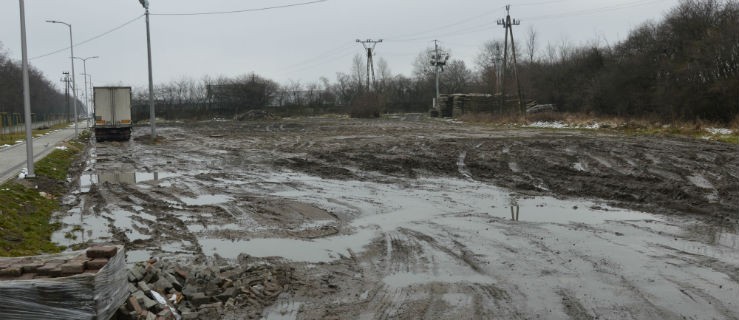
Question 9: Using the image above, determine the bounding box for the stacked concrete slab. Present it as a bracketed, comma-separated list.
[436, 94, 499, 117]
[0, 245, 128, 319]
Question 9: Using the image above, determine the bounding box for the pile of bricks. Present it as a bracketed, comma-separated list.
[117, 256, 291, 320]
[0, 245, 116, 280]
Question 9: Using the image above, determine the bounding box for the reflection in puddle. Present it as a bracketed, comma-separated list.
[200, 228, 378, 262]
[52, 208, 113, 246]
[79, 171, 180, 192]
[510, 205, 519, 221]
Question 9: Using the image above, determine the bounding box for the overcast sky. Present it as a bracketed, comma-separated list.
[1, 0, 680, 91]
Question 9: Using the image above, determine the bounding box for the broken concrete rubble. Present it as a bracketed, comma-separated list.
[116, 255, 291, 320]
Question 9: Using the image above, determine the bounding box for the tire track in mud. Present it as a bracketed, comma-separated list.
[662, 277, 739, 320]
[352, 226, 519, 319]
[399, 227, 484, 273]
[558, 289, 595, 320]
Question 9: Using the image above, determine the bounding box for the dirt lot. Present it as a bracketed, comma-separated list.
[53, 115, 738, 319]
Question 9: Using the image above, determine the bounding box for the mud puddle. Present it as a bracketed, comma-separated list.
[78, 170, 180, 192]
[202, 171, 657, 262]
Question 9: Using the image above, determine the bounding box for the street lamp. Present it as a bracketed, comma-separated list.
[74, 55, 98, 128]
[46, 19, 78, 138]
[139, 0, 156, 139]
[18, 0, 34, 178]
[84, 73, 93, 119]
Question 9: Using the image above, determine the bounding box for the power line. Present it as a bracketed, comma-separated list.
[277, 45, 357, 75]
[151, 0, 328, 16]
[526, 0, 670, 21]
[386, 0, 670, 44]
[30, 1, 328, 60]
[385, 8, 499, 42]
[31, 14, 144, 60]
[280, 42, 355, 70]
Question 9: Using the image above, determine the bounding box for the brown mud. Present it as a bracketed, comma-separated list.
[52, 115, 739, 319]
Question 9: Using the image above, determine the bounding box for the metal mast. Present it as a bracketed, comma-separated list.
[356, 39, 382, 92]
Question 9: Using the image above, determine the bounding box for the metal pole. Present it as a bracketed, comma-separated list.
[68, 25, 79, 138]
[74, 56, 98, 129]
[434, 41, 440, 103]
[145, 8, 156, 139]
[19, 0, 34, 178]
[81, 61, 88, 128]
[88, 74, 94, 119]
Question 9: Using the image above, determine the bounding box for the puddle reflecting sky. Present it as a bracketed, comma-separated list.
[79, 171, 181, 192]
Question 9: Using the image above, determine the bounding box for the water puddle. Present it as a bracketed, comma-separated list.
[200, 228, 378, 262]
[110, 209, 155, 242]
[262, 299, 302, 320]
[383, 272, 495, 288]
[79, 171, 180, 192]
[197, 172, 658, 262]
[180, 194, 232, 206]
[52, 208, 113, 246]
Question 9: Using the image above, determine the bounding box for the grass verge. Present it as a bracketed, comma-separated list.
[0, 130, 88, 256]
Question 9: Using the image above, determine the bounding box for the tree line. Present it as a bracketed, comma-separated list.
[133, 0, 737, 124]
[0, 43, 80, 125]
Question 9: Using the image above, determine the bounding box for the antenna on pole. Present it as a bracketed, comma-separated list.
[496, 4, 525, 117]
[356, 39, 382, 92]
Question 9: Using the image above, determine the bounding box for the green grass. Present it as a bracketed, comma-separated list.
[0, 131, 87, 256]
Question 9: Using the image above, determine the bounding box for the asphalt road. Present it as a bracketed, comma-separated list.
[0, 123, 82, 184]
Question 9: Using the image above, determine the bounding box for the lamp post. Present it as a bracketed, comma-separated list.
[19, 0, 34, 178]
[85, 73, 93, 119]
[139, 0, 156, 139]
[46, 19, 78, 138]
[74, 55, 98, 128]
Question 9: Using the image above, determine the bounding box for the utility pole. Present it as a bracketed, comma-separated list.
[497, 5, 524, 116]
[61, 72, 71, 123]
[430, 40, 450, 106]
[356, 39, 382, 92]
[139, 0, 156, 139]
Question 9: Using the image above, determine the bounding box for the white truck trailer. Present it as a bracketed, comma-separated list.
[94, 87, 132, 142]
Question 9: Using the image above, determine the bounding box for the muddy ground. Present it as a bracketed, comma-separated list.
[53, 115, 738, 319]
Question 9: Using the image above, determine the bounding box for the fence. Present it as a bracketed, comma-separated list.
[0, 113, 68, 135]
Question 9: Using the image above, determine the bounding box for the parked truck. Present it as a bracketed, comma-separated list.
[94, 86, 132, 142]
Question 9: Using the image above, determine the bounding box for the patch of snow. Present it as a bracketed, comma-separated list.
[705, 128, 732, 135]
[527, 121, 566, 129]
[55, 146, 68, 150]
[18, 168, 28, 179]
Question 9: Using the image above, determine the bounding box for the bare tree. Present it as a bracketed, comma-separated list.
[442, 60, 472, 93]
[474, 40, 504, 93]
[526, 26, 537, 63]
[351, 54, 366, 92]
